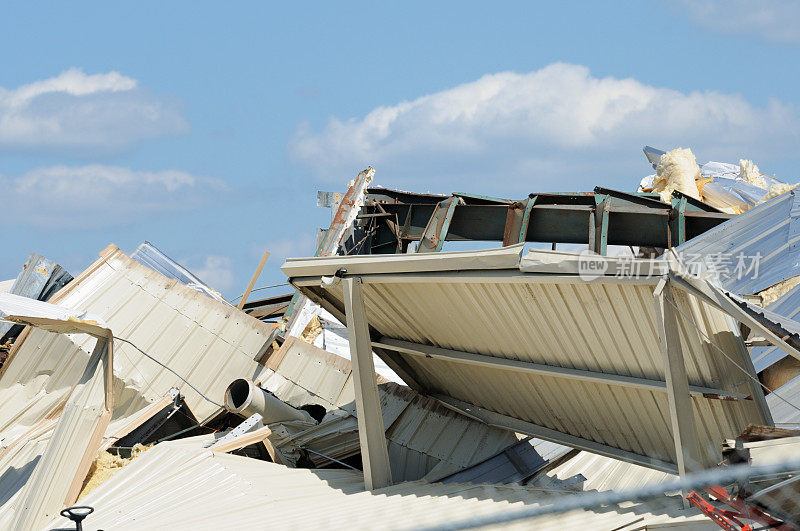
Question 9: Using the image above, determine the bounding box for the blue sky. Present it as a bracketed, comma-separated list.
[2, 1, 799, 297]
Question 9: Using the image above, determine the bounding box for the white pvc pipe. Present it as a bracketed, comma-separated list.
[223, 378, 313, 424]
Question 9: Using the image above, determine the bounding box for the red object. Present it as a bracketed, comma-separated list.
[685, 485, 795, 531]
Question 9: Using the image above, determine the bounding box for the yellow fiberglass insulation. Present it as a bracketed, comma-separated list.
[758, 182, 798, 205]
[300, 315, 323, 344]
[652, 147, 703, 202]
[739, 159, 767, 189]
[78, 443, 149, 500]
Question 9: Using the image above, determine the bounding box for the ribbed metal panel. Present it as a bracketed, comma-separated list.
[767, 375, 800, 426]
[287, 247, 765, 469]
[47, 439, 711, 530]
[675, 191, 800, 296]
[529, 450, 675, 492]
[259, 338, 519, 481]
[6, 245, 271, 420]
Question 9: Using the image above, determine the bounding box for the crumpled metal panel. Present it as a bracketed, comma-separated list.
[528, 450, 676, 492]
[0, 243, 271, 468]
[259, 337, 519, 481]
[46, 440, 711, 530]
[130, 241, 230, 305]
[0, 253, 73, 342]
[437, 438, 566, 485]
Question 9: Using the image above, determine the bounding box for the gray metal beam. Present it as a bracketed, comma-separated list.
[434, 394, 678, 474]
[653, 279, 704, 478]
[342, 277, 392, 490]
[373, 337, 748, 400]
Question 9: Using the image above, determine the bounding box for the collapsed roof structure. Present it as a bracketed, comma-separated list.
[2, 148, 800, 528]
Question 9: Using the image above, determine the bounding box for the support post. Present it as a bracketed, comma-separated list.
[653, 278, 704, 481]
[342, 277, 392, 490]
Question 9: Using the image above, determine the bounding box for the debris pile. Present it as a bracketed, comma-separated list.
[640, 146, 798, 214]
[1, 156, 800, 529]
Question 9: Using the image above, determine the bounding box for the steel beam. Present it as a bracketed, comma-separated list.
[653, 279, 704, 477]
[342, 277, 392, 490]
[364, 189, 732, 254]
[372, 337, 747, 400]
[434, 394, 677, 474]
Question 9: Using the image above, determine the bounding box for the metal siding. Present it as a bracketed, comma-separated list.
[289, 248, 763, 468]
[675, 191, 800, 296]
[767, 375, 800, 426]
[11, 246, 271, 419]
[353, 279, 757, 465]
[47, 440, 712, 530]
[528, 450, 676, 492]
[751, 284, 800, 370]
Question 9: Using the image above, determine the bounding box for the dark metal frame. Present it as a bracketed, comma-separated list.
[344, 186, 731, 256]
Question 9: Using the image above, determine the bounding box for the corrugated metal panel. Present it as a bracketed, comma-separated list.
[673, 192, 800, 371]
[258, 337, 519, 481]
[437, 438, 567, 485]
[286, 248, 765, 469]
[7, 336, 111, 529]
[767, 375, 800, 426]
[674, 191, 800, 296]
[4, 244, 270, 420]
[0, 253, 73, 342]
[751, 284, 800, 370]
[0, 388, 159, 525]
[130, 241, 231, 305]
[385, 392, 518, 482]
[529, 450, 676, 493]
[47, 440, 712, 530]
[0, 245, 273, 522]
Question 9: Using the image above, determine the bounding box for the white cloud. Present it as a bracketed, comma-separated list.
[190, 255, 235, 292]
[1, 164, 225, 227]
[671, 0, 800, 44]
[0, 68, 187, 152]
[290, 63, 800, 192]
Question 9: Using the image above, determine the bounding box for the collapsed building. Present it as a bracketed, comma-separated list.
[1, 148, 800, 529]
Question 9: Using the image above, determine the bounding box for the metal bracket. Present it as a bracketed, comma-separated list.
[502, 195, 535, 246]
[593, 193, 610, 255]
[417, 195, 463, 253]
[206, 413, 264, 449]
[669, 195, 688, 247]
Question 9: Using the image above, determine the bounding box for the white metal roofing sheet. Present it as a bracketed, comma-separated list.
[286, 250, 767, 470]
[3, 244, 271, 419]
[281, 243, 524, 279]
[47, 440, 712, 530]
[674, 191, 800, 296]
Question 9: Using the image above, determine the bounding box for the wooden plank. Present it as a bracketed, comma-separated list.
[237, 251, 270, 310]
